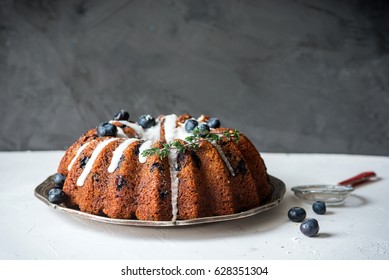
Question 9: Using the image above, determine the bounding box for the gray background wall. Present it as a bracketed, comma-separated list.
[1, 0, 388, 155]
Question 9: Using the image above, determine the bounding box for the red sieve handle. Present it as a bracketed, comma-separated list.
[338, 171, 377, 187]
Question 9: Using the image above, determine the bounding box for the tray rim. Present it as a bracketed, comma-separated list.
[34, 174, 285, 227]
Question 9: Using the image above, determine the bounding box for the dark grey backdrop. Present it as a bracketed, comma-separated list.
[1, 0, 388, 155]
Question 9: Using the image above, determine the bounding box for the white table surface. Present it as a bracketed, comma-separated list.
[0, 151, 388, 260]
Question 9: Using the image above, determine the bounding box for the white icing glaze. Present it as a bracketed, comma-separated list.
[105, 115, 192, 165]
[163, 114, 178, 143]
[175, 123, 190, 140]
[168, 149, 179, 221]
[76, 138, 118, 186]
[163, 114, 190, 142]
[138, 140, 153, 163]
[107, 138, 138, 173]
[67, 142, 91, 171]
[211, 142, 236, 177]
[123, 121, 145, 137]
[143, 121, 161, 142]
[115, 126, 129, 139]
[109, 120, 144, 137]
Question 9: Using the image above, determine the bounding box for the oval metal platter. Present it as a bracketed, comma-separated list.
[35, 174, 285, 227]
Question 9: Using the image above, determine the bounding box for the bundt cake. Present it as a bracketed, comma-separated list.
[51, 111, 271, 221]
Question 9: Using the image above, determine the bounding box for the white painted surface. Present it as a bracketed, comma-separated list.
[0, 151, 388, 260]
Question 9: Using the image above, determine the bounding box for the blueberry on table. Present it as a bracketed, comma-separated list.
[287, 207, 306, 222]
[185, 119, 198, 132]
[137, 115, 156, 129]
[53, 173, 66, 187]
[48, 188, 66, 204]
[300, 218, 320, 237]
[97, 122, 117, 137]
[113, 110, 130, 121]
[313, 201, 326, 215]
[208, 117, 221, 129]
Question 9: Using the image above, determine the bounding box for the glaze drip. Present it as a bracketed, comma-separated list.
[107, 138, 138, 173]
[168, 149, 180, 221]
[138, 140, 153, 163]
[68, 142, 91, 171]
[212, 142, 236, 176]
[76, 138, 118, 186]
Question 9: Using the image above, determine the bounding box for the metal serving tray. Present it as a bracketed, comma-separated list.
[35, 174, 285, 227]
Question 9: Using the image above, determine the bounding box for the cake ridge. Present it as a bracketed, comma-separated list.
[108, 138, 138, 173]
[211, 142, 236, 176]
[67, 142, 91, 171]
[76, 138, 118, 187]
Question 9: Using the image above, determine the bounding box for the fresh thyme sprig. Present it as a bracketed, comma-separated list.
[141, 127, 240, 159]
[141, 144, 170, 159]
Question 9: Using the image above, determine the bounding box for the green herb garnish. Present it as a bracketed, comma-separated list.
[141, 128, 240, 159]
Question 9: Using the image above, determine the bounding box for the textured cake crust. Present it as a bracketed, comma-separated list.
[57, 114, 271, 221]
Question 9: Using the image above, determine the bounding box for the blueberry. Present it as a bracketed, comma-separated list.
[79, 156, 89, 168]
[48, 188, 66, 204]
[197, 124, 210, 137]
[97, 122, 117, 137]
[115, 175, 126, 191]
[159, 189, 169, 199]
[208, 117, 221, 129]
[113, 110, 130, 121]
[53, 173, 66, 187]
[300, 218, 320, 237]
[137, 115, 156, 129]
[313, 201, 326, 215]
[197, 123, 210, 137]
[185, 119, 198, 132]
[287, 207, 306, 222]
